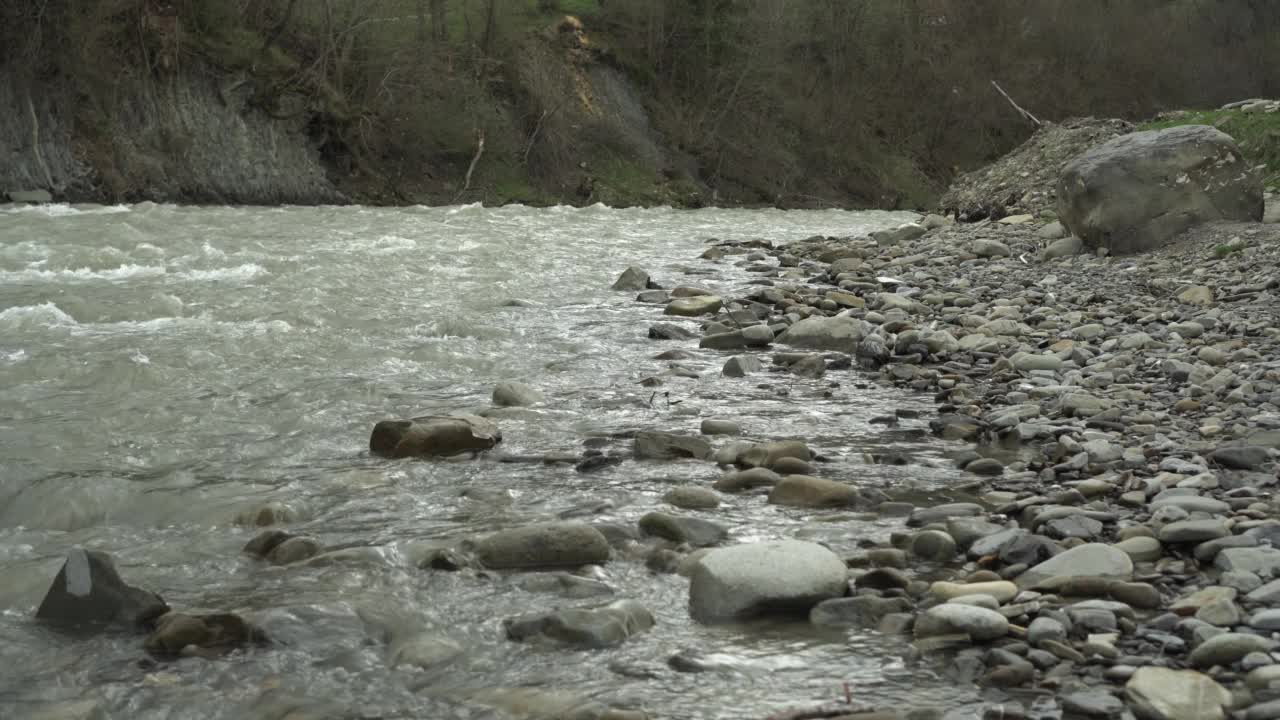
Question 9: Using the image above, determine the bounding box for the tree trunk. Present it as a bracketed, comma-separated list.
[416, 0, 429, 67]
[430, 0, 447, 42]
[481, 0, 498, 56]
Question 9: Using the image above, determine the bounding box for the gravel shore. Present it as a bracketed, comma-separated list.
[684, 208, 1280, 719]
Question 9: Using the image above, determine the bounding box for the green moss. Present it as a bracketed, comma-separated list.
[1141, 109, 1280, 191]
[488, 163, 556, 206]
[589, 152, 702, 208]
[1212, 242, 1246, 259]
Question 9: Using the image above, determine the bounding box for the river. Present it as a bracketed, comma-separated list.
[0, 203, 984, 719]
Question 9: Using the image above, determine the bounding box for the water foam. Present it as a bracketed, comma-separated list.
[0, 302, 78, 328]
[0, 203, 132, 217]
[176, 263, 268, 281]
[0, 264, 167, 283]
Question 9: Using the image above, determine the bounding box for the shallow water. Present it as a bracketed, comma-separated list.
[0, 202, 984, 719]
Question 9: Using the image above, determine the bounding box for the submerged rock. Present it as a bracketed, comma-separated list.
[688, 540, 847, 623]
[722, 355, 762, 377]
[369, 415, 501, 458]
[503, 599, 654, 649]
[517, 572, 615, 599]
[233, 502, 301, 527]
[243, 530, 324, 565]
[475, 523, 611, 569]
[738, 440, 812, 469]
[492, 381, 544, 407]
[35, 549, 169, 630]
[767, 475, 861, 508]
[144, 610, 269, 657]
[389, 631, 464, 670]
[633, 431, 712, 460]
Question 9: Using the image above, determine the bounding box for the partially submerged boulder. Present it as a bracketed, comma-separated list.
[611, 266, 652, 291]
[474, 522, 611, 569]
[370, 415, 501, 458]
[36, 549, 169, 630]
[1057, 124, 1263, 254]
[492, 381, 544, 407]
[688, 540, 847, 623]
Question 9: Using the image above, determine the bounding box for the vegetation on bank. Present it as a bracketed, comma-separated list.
[1, 0, 1278, 207]
[1141, 110, 1280, 192]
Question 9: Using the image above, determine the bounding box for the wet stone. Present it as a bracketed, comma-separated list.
[810, 596, 912, 628]
[908, 503, 984, 527]
[1189, 633, 1275, 668]
[35, 549, 169, 631]
[638, 512, 728, 548]
[689, 540, 847, 623]
[503, 600, 654, 649]
[662, 486, 721, 510]
[475, 523, 611, 569]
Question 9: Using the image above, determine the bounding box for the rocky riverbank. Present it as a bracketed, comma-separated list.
[607, 202, 1280, 719]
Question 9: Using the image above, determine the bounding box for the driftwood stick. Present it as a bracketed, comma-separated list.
[991, 80, 1041, 126]
[455, 129, 486, 202]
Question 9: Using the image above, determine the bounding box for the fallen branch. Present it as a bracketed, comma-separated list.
[455, 129, 486, 203]
[522, 97, 570, 165]
[991, 80, 1041, 127]
[28, 95, 54, 190]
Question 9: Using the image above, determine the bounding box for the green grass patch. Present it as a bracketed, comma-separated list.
[1142, 109, 1280, 191]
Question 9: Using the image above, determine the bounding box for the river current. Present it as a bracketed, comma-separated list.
[0, 203, 985, 719]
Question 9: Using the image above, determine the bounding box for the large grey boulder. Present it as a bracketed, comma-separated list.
[638, 512, 728, 547]
[1016, 542, 1133, 588]
[775, 316, 864, 353]
[688, 540, 847, 623]
[369, 415, 501, 458]
[1057, 125, 1263, 255]
[474, 523, 610, 569]
[611, 266, 652, 291]
[36, 549, 169, 630]
[1125, 667, 1230, 720]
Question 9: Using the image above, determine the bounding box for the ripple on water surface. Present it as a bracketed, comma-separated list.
[0, 203, 981, 719]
